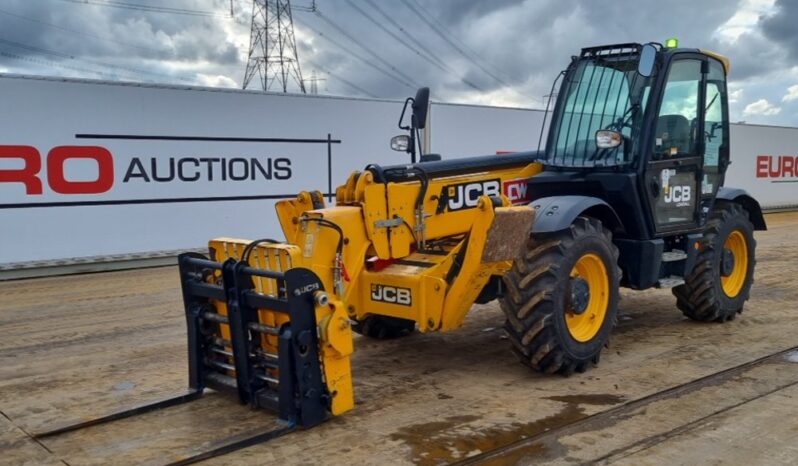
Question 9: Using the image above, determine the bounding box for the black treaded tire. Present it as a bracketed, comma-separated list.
[500, 217, 621, 375]
[352, 315, 416, 339]
[673, 202, 756, 322]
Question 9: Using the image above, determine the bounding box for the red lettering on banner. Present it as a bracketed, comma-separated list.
[757, 155, 798, 179]
[756, 155, 768, 178]
[47, 146, 114, 194]
[0, 145, 43, 194]
[769, 156, 782, 178]
[783, 156, 795, 178]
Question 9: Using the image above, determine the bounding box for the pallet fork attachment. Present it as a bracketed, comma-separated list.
[179, 252, 330, 427]
[32, 253, 335, 464]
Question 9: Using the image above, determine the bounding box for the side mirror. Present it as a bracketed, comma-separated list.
[390, 135, 410, 152]
[411, 87, 429, 129]
[638, 43, 656, 77]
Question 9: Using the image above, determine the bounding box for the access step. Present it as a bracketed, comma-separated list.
[662, 250, 688, 262]
[658, 276, 685, 288]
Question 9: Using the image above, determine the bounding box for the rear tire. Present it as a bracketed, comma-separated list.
[673, 202, 756, 322]
[352, 315, 416, 339]
[500, 217, 621, 375]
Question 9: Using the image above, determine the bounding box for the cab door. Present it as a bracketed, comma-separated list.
[698, 58, 731, 223]
[643, 56, 706, 234]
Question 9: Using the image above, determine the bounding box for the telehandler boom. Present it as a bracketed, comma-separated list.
[176, 41, 765, 431]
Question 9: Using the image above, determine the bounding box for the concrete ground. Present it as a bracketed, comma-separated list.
[2, 212, 798, 466]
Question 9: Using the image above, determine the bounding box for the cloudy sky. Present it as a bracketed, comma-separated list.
[0, 0, 796, 125]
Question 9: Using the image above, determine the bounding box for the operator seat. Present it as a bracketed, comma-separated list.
[655, 114, 691, 157]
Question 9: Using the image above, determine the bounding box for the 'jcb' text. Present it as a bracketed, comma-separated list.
[370, 285, 412, 306]
[664, 185, 691, 207]
[442, 179, 501, 211]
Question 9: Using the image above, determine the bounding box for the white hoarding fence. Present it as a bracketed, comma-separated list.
[2, 74, 797, 270]
[726, 123, 798, 210]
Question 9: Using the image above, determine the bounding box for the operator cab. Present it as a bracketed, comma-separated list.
[528, 40, 733, 242]
[518, 39, 770, 290]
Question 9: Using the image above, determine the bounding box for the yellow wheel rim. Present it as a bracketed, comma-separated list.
[566, 253, 610, 342]
[721, 229, 748, 298]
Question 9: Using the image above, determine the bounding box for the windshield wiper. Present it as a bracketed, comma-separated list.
[606, 103, 639, 131]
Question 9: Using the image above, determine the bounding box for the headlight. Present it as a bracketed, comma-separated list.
[595, 130, 622, 149]
[390, 135, 410, 152]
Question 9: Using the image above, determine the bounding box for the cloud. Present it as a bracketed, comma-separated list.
[760, 0, 798, 60]
[0, 0, 797, 126]
[783, 84, 798, 102]
[743, 98, 781, 116]
[0, 0, 241, 84]
[196, 73, 237, 88]
[714, 0, 776, 42]
[729, 87, 744, 103]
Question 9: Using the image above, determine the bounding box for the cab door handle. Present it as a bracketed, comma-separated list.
[649, 179, 660, 197]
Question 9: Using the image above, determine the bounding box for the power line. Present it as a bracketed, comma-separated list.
[0, 7, 167, 56]
[398, 0, 542, 105]
[53, 0, 228, 18]
[0, 49, 152, 81]
[303, 58, 378, 98]
[354, 0, 485, 93]
[401, 0, 517, 84]
[229, 0, 316, 14]
[295, 16, 415, 90]
[345, 0, 442, 71]
[0, 37, 192, 82]
[361, 0, 445, 69]
[397, 0, 503, 84]
[313, 8, 423, 89]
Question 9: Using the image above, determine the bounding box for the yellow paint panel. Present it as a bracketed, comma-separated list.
[700, 49, 731, 75]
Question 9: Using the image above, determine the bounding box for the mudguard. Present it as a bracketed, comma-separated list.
[531, 195, 623, 233]
[717, 187, 767, 230]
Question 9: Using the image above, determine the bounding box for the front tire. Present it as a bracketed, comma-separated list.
[673, 202, 756, 322]
[500, 217, 621, 375]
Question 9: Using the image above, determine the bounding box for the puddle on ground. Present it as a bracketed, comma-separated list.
[389, 405, 585, 465]
[112, 381, 136, 391]
[785, 350, 798, 363]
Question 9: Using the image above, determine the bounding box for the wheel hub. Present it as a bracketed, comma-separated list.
[720, 229, 749, 298]
[569, 277, 590, 315]
[721, 247, 735, 277]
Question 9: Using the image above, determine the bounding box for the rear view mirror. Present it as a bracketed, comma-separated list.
[638, 44, 656, 77]
[411, 87, 429, 129]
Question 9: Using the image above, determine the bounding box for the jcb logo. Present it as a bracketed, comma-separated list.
[370, 284, 412, 306]
[664, 185, 691, 205]
[294, 283, 320, 296]
[441, 179, 501, 212]
[502, 178, 530, 204]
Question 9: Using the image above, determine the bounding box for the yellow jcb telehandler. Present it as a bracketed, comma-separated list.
[175, 41, 766, 430]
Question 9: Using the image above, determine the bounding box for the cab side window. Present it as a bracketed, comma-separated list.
[653, 59, 702, 159]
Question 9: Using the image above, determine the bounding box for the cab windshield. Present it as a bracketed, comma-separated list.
[546, 48, 652, 167]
